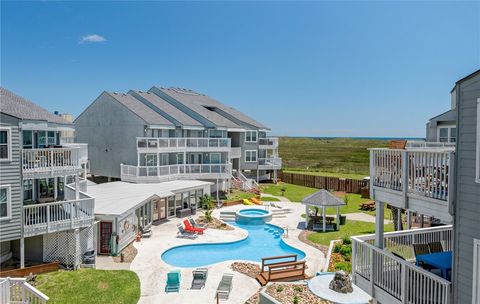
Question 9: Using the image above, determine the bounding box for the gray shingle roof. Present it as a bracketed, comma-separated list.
[132, 91, 203, 127]
[106, 92, 174, 126]
[154, 87, 246, 129]
[0, 87, 71, 125]
[301, 190, 346, 207]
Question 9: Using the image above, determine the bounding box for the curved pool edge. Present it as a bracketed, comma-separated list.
[160, 222, 307, 268]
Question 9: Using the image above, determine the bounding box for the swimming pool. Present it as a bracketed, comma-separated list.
[161, 221, 306, 268]
[239, 209, 269, 216]
[236, 208, 272, 225]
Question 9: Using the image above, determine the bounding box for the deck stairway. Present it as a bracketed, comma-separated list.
[255, 255, 306, 286]
[219, 211, 236, 222]
[271, 208, 292, 218]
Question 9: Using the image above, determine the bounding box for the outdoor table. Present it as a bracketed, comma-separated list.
[416, 251, 452, 280]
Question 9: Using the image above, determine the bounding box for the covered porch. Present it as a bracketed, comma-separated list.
[302, 189, 345, 232]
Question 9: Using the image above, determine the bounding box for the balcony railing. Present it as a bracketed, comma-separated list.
[370, 148, 454, 202]
[352, 226, 452, 304]
[136, 137, 231, 152]
[1, 277, 49, 304]
[258, 157, 282, 169]
[406, 141, 456, 149]
[22, 147, 84, 178]
[121, 163, 233, 183]
[259, 137, 279, 149]
[23, 196, 95, 237]
[62, 143, 89, 164]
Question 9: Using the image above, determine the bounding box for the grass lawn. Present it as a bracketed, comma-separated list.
[35, 269, 140, 304]
[283, 169, 367, 180]
[260, 182, 317, 202]
[279, 137, 388, 176]
[307, 220, 395, 246]
[225, 189, 256, 203]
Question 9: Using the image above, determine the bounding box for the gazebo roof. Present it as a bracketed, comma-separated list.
[301, 189, 345, 207]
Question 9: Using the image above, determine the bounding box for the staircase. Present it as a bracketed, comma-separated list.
[219, 211, 236, 222]
[231, 171, 259, 194]
[270, 208, 292, 218]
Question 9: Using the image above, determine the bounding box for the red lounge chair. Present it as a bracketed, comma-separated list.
[184, 220, 204, 234]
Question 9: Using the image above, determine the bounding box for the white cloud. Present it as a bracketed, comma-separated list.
[79, 34, 106, 44]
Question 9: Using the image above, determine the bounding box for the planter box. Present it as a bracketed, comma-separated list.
[0, 261, 60, 277]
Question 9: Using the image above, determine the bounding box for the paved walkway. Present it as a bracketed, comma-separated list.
[121, 201, 325, 304]
[341, 212, 392, 224]
[260, 193, 291, 202]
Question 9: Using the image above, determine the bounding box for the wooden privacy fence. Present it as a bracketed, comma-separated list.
[278, 171, 368, 194]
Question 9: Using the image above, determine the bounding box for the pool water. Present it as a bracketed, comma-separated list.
[161, 222, 306, 268]
[239, 209, 269, 215]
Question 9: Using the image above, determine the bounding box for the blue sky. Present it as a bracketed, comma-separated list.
[1, 1, 479, 137]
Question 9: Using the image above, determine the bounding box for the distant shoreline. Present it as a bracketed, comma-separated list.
[279, 136, 425, 141]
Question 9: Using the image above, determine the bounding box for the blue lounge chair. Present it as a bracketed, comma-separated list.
[165, 270, 181, 292]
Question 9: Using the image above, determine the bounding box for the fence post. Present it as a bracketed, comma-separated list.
[401, 262, 407, 303]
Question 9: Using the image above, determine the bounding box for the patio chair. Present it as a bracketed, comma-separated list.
[140, 225, 152, 238]
[177, 224, 198, 239]
[216, 273, 234, 300]
[188, 217, 207, 229]
[165, 270, 181, 293]
[191, 268, 208, 289]
[413, 244, 441, 273]
[183, 219, 204, 234]
[428, 241, 444, 253]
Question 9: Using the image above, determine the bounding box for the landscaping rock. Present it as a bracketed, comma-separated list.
[329, 270, 353, 294]
[231, 262, 261, 279]
[197, 216, 234, 230]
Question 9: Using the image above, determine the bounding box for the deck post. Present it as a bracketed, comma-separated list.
[20, 238, 25, 269]
[322, 207, 326, 232]
[375, 201, 384, 249]
[305, 205, 310, 229]
[336, 206, 340, 231]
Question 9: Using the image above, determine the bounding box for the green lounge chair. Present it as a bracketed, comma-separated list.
[165, 270, 181, 293]
[216, 273, 233, 300]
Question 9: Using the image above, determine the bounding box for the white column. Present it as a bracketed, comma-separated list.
[75, 174, 79, 200]
[375, 200, 384, 249]
[54, 177, 58, 200]
[336, 207, 340, 231]
[322, 207, 326, 232]
[406, 210, 411, 229]
[20, 238, 25, 269]
[305, 205, 309, 228]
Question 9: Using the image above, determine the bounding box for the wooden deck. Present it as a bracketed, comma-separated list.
[255, 255, 306, 286]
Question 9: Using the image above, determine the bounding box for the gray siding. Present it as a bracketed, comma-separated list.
[74, 92, 147, 178]
[426, 109, 457, 142]
[0, 113, 22, 242]
[453, 75, 480, 303]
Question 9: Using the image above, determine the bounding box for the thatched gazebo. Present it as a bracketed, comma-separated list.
[302, 190, 345, 232]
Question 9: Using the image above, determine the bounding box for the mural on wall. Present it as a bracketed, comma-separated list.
[118, 213, 137, 246]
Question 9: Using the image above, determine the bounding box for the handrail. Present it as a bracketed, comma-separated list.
[0, 277, 49, 303]
[22, 147, 83, 173]
[121, 163, 232, 181]
[137, 137, 231, 150]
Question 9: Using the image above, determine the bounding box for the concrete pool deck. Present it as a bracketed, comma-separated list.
[100, 201, 325, 304]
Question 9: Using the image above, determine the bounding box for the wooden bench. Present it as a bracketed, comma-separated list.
[255, 255, 306, 286]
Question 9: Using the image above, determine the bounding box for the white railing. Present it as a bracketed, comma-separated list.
[352, 226, 452, 304]
[23, 197, 95, 237]
[62, 143, 89, 164]
[258, 157, 282, 169]
[22, 147, 83, 177]
[406, 141, 456, 149]
[231, 147, 242, 158]
[259, 137, 279, 148]
[0, 277, 49, 304]
[121, 163, 232, 182]
[136, 137, 231, 151]
[370, 148, 454, 202]
[237, 171, 254, 190]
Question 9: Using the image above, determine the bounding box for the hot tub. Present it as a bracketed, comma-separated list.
[235, 208, 273, 225]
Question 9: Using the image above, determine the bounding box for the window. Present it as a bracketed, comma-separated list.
[145, 154, 157, 166]
[210, 153, 221, 164]
[23, 130, 33, 149]
[0, 185, 11, 220]
[245, 130, 257, 142]
[0, 128, 11, 161]
[47, 131, 56, 146]
[245, 150, 257, 162]
[23, 179, 33, 203]
[438, 126, 456, 143]
[208, 130, 224, 138]
[476, 99, 480, 183]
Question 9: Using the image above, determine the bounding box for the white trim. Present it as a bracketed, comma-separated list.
[245, 150, 257, 162]
[226, 127, 246, 132]
[147, 125, 176, 130]
[473, 239, 480, 304]
[476, 98, 480, 183]
[0, 127, 12, 162]
[0, 185, 12, 221]
[245, 130, 258, 143]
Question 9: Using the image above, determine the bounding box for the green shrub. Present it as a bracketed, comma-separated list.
[293, 285, 303, 293]
[339, 245, 352, 257]
[293, 295, 299, 304]
[342, 236, 352, 245]
[276, 285, 284, 293]
[334, 261, 352, 273]
[334, 243, 342, 253]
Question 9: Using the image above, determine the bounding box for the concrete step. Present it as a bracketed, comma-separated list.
[272, 215, 287, 218]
